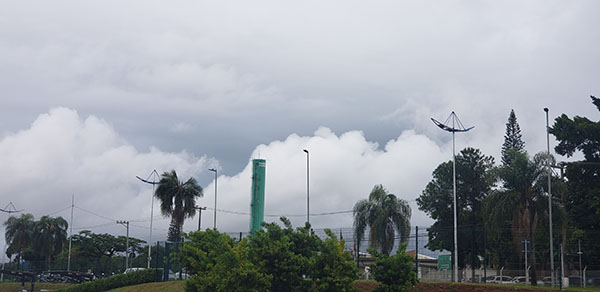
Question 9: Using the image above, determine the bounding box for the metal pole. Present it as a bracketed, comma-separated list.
[578, 240, 583, 287]
[452, 117, 459, 282]
[209, 168, 218, 229]
[415, 226, 419, 276]
[524, 240, 529, 285]
[117, 220, 130, 270]
[196, 206, 206, 231]
[137, 170, 159, 269]
[544, 108, 555, 288]
[67, 194, 74, 271]
[303, 149, 310, 224]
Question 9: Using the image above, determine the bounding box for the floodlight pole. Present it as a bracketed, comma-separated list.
[545, 108, 555, 288]
[209, 168, 218, 229]
[117, 220, 130, 270]
[303, 149, 310, 224]
[431, 112, 473, 283]
[136, 170, 159, 269]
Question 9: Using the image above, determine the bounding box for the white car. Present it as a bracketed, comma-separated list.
[123, 268, 145, 274]
[492, 276, 513, 284]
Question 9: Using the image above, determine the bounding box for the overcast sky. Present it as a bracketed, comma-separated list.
[1, 1, 599, 257]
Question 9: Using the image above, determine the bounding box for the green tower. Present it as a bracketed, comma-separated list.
[250, 159, 266, 234]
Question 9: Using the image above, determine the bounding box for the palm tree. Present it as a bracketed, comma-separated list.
[353, 185, 411, 256]
[155, 170, 203, 241]
[483, 150, 561, 285]
[33, 216, 68, 269]
[4, 213, 34, 264]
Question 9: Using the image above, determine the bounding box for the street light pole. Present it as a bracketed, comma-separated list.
[303, 149, 310, 224]
[431, 112, 473, 282]
[196, 206, 206, 231]
[117, 220, 130, 270]
[544, 107, 555, 288]
[209, 168, 218, 229]
[136, 169, 159, 269]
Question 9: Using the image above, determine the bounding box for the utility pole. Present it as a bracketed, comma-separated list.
[578, 239, 583, 287]
[1, 202, 22, 281]
[117, 220, 130, 270]
[303, 149, 310, 224]
[196, 206, 206, 231]
[67, 195, 74, 271]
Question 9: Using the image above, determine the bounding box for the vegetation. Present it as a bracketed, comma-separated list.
[353, 185, 411, 256]
[155, 170, 203, 242]
[55, 268, 157, 292]
[4, 214, 69, 271]
[417, 147, 495, 280]
[179, 218, 358, 292]
[369, 243, 417, 292]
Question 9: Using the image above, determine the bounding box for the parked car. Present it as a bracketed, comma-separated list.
[123, 267, 145, 274]
[543, 276, 556, 286]
[482, 275, 496, 283]
[491, 276, 513, 284]
[512, 276, 530, 284]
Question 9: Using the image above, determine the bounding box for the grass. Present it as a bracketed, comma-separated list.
[0, 282, 71, 292]
[107, 280, 184, 292]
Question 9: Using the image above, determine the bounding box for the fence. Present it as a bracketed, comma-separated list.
[1, 225, 599, 288]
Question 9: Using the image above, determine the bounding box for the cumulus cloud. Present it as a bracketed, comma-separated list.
[0, 108, 212, 255]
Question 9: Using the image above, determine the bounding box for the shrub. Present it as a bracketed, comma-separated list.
[311, 229, 359, 292]
[55, 269, 157, 292]
[369, 243, 417, 292]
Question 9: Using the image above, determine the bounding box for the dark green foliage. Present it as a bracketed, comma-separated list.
[550, 95, 600, 266]
[247, 218, 319, 292]
[417, 148, 495, 274]
[155, 170, 203, 242]
[180, 219, 358, 292]
[354, 185, 411, 256]
[369, 243, 417, 292]
[55, 268, 157, 292]
[311, 229, 358, 292]
[501, 109, 525, 166]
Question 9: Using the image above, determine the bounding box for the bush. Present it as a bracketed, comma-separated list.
[369, 243, 417, 292]
[311, 229, 359, 292]
[55, 269, 158, 292]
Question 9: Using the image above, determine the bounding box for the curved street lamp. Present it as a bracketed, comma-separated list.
[431, 111, 473, 282]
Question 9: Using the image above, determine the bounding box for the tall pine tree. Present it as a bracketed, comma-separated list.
[501, 109, 525, 165]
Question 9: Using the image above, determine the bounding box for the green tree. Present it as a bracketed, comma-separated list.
[33, 215, 68, 269]
[483, 150, 558, 285]
[247, 218, 319, 292]
[155, 170, 203, 241]
[182, 229, 271, 292]
[550, 95, 600, 265]
[369, 243, 417, 292]
[501, 109, 525, 166]
[311, 229, 358, 292]
[417, 148, 495, 280]
[353, 185, 411, 256]
[4, 213, 34, 264]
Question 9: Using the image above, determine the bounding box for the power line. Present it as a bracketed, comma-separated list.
[205, 207, 352, 217]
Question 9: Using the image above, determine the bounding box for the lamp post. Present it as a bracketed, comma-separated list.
[303, 149, 310, 224]
[136, 169, 159, 269]
[209, 168, 217, 229]
[431, 112, 474, 282]
[544, 107, 555, 288]
[196, 206, 206, 231]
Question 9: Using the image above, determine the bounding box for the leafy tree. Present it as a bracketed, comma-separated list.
[501, 109, 525, 166]
[353, 185, 411, 256]
[70, 230, 145, 274]
[155, 170, 203, 241]
[550, 95, 600, 265]
[369, 242, 417, 292]
[311, 229, 358, 292]
[4, 213, 34, 264]
[417, 148, 495, 280]
[247, 218, 319, 292]
[33, 216, 68, 269]
[182, 229, 271, 292]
